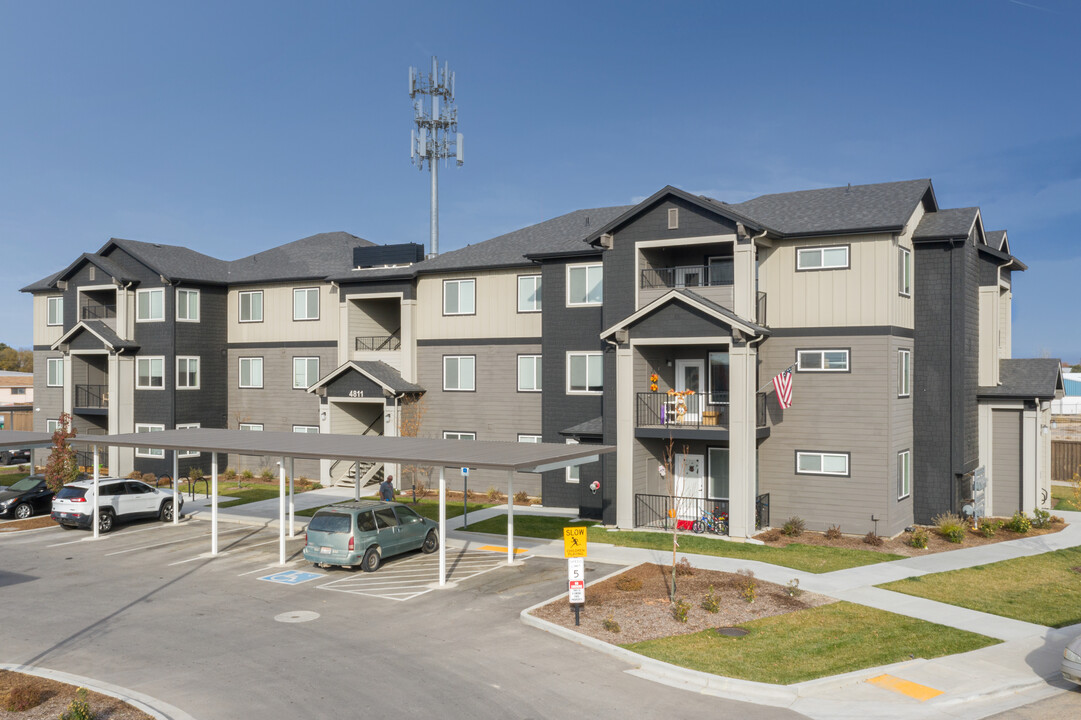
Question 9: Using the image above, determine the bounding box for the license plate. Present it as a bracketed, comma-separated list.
[320, 546, 332, 554]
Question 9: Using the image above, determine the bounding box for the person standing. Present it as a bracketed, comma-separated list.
[379, 474, 395, 502]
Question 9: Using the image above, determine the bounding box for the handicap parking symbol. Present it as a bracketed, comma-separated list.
[259, 570, 323, 585]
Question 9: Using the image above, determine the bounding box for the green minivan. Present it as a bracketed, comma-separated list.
[303, 500, 439, 572]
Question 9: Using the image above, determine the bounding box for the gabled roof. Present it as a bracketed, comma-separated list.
[560, 417, 603, 437]
[913, 207, 983, 242]
[600, 289, 768, 341]
[986, 230, 1010, 254]
[52, 253, 136, 285]
[51, 320, 139, 352]
[306, 361, 424, 395]
[104, 238, 230, 284]
[978, 359, 1064, 400]
[228, 232, 374, 284]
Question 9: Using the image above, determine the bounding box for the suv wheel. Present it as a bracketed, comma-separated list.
[14, 503, 32, 520]
[98, 510, 114, 533]
[0, 451, 10, 465]
[159, 500, 174, 522]
[361, 546, 381, 573]
[422, 529, 438, 554]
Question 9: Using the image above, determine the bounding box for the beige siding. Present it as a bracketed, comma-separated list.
[992, 409, 1022, 516]
[416, 269, 542, 340]
[227, 283, 338, 344]
[999, 289, 1012, 359]
[978, 287, 999, 386]
[33, 295, 63, 347]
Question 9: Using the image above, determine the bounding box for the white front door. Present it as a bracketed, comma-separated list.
[675, 359, 704, 422]
[674, 453, 704, 521]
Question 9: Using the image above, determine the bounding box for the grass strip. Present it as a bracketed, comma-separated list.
[295, 496, 491, 520]
[0, 472, 30, 487]
[623, 601, 998, 685]
[878, 546, 1081, 627]
[1052, 484, 1080, 511]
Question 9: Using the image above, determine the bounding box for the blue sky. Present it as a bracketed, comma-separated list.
[2, 1, 1079, 360]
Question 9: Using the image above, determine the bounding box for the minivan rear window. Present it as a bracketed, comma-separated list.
[56, 487, 87, 500]
[309, 512, 351, 533]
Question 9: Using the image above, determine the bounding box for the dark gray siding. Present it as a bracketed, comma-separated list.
[631, 302, 729, 339]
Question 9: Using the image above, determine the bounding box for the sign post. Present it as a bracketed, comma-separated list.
[563, 526, 588, 626]
[461, 466, 469, 528]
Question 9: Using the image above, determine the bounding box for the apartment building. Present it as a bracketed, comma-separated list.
[22, 178, 1059, 534]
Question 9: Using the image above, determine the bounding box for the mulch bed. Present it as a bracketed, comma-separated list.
[0, 670, 152, 719]
[753, 517, 1068, 557]
[531, 562, 835, 645]
[0, 517, 56, 533]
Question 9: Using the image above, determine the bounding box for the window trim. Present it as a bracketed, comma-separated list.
[566, 438, 580, 483]
[442, 430, 476, 441]
[899, 246, 912, 298]
[566, 351, 603, 394]
[239, 290, 264, 323]
[176, 422, 201, 458]
[134, 423, 166, 458]
[46, 357, 64, 387]
[566, 262, 603, 307]
[517, 274, 542, 313]
[707, 446, 729, 500]
[46, 418, 61, 433]
[135, 288, 165, 323]
[796, 349, 851, 373]
[796, 245, 850, 271]
[293, 425, 319, 434]
[135, 356, 165, 390]
[518, 434, 542, 443]
[898, 348, 911, 398]
[176, 288, 200, 323]
[238, 356, 264, 389]
[293, 356, 320, 390]
[442, 278, 476, 317]
[794, 450, 850, 477]
[292, 287, 320, 322]
[442, 355, 476, 392]
[176, 355, 200, 390]
[47, 296, 64, 326]
[898, 449, 911, 500]
[517, 354, 542, 393]
[238, 422, 264, 431]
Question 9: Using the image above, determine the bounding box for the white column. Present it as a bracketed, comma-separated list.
[172, 450, 179, 526]
[211, 453, 219, 555]
[92, 445, 100, 540]
[506, 469, 515, 565]
[728, 340, 757, 538]
[278, 457, 286, 565]
[438, 466, 446, 586]
[354, 459, 360, 501]
[289, 458, 295, 537]
[616, 345, 634, 528]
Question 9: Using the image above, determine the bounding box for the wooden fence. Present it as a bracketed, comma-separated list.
[1052, 440, 1081, 482]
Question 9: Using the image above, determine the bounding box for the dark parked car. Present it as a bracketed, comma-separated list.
[0, 475, 55, 519]
[0, 448, 31, 466]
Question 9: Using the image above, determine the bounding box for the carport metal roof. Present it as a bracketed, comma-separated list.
[0, 431, 55, 448]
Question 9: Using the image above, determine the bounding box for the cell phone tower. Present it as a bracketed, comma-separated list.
[410, 56, 463, 258]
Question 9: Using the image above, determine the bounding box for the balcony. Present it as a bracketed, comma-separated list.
[640, 264, 732, 290]
[81, 304, 116, 321]
[74, 384, 108, 413]
[635, 391, 768, 437]
[355, 332, 401, 352]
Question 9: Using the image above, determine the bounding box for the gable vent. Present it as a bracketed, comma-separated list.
[668, 208, 679, 229]
[88, 266, 96, 281]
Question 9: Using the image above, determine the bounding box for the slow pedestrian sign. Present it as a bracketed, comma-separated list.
[563, 526, 587, 558]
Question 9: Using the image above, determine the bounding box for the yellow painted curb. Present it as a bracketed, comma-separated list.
[867, 674, 943, 701]
[476, 545, 529, 554]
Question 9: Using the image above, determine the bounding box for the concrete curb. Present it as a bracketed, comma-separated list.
[0, 663, 198, 720]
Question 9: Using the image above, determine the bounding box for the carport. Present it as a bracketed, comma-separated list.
[58, 428, 611, 586]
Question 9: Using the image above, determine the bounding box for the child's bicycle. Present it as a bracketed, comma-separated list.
[692, 508, 729, 535]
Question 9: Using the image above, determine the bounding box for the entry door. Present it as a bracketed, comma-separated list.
[675, 359, 704, 421]
[674, 453, 705, 521]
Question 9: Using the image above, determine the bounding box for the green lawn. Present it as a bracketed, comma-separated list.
[878, 546, 1081, 627]
[0, 472, 30, 487]
[462, 514, 903, 573]
[623, 601, 998, 685]
[296, 496, 491, 520]
[176, 480, 322, 508]
[1052, 484, 1080, 511]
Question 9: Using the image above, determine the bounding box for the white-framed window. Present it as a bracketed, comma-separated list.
[176, 422, 200, 458]
[135, 423, 165, 458]
[708, 352, 729, 403]
[518, 434, 542, 443]
[46, 418, 61, 433]
[708, 447, 730, 499]
[47, 357, 64, 387]
[136, 288, 164, 322]
[567, 352, 603, 394]
[239, 423, 263, 431]
[443, 430, 476, 441]
[797, 349, 849, 372]
[239, 357, 263, 389]
[899, 247, 912, 297]
[518, 355, 542, 392]
[443, 278, 476, 316]
[796, 451, 850, 476]
[293, 425, 319, 433]
[443, 355, 475, 391]
[517, 275, 541, 313]
[898, 349, 911, 397]
[136, 356, 165, 389]
[293, 356, 319, 390]
[898, 449, 911, 500]
[796, 245, 849, 271]
[566, 438, 580, 483]
[293, 287, 319, 321]
[239, 290, 263, 323]
[567, 263, 603, 306]
[47, 296, 64, 326]
[176, 356, 200, 389]
[176, 288, 200, 322]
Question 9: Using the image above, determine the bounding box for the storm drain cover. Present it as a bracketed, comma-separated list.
[714, 627, 749, 637]
[275, 611, 320, 623]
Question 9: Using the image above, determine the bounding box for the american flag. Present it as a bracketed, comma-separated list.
[773, 368, 793, 409]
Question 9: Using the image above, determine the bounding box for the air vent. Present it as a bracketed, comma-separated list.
[88, 266, 96, 281]
[668, 208, 679, 229]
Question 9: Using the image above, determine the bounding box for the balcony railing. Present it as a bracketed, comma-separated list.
[636, 391, 768, 430]
[81, 304, 116, 321]
[355, 332, 401, 352]
[74, 384, 109, 409]
[640, 263, 733, 289]
[634, 492, 771, 533]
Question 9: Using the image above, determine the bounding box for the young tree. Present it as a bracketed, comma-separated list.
[661, 435, 691, 603]
[44, 413, 79, 492]
[398, 393, 431, 503]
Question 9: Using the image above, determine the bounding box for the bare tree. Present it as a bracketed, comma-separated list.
[398, 393, 432, 503]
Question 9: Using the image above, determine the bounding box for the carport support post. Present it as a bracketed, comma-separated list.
[354, 459, 360, 502]
[211, 454, 218, 555]
[289, 458, 295, 537]
[278, 458, 286, 565]
[172, 451, 179, 526]
[506, 469, 514, 565]
[438, 466, 446, 586]
[92, 445, 100, 540]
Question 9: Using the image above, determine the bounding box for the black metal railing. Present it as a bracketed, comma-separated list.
[81, 304, 116, 321]
[756, 291, 766, 326]
[756, 391, 767, 427]
[636, 392, 730, 430]
[355, 332, 401, 352]
[755, 492, 770, 530]
[74, 428, 107, 470]
[640, 263, 734, 290]
[74, 384, 109, 409]
[634, 493, 731, 535]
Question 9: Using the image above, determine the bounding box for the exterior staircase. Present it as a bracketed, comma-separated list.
[333, 460, 384, 490]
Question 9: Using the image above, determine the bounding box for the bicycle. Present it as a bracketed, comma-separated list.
[692, 509, 729, 535]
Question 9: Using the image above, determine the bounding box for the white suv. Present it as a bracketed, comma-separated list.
[52, 478, 183, 533]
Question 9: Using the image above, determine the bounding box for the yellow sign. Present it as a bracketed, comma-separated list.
[563, 526, 588, 558]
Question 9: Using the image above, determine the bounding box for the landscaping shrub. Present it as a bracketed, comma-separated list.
[140, 473, 156, 485]
[737, 569, 757, 603]
[514, 490, 529, 504]
[2, 683, 42, 712]
[933, 513, 966, 543]
[259, 467, 275, 481]
[486, 486, 502, 502]
[223, 467, 238, 480]
[908, 528, 929, 549]
[863, 531, 884, 547]
[1005, 511, 1031, 534]
[674, 557, 695, 576]
[602, 615, 621, 633]
[701, 585, 719, 613]
[672, 597, 690, 623]
[781, 516, 805, 537]
[1031, 509, 1052, 529]
[615, 575, 642, 592]
[60, 688, 94, 720]
[759, 528, 782, 542]
[825, 524, 842, 540]
[977, 520, 1001, 538]
[189, 467, 204, 481]
[786, 578, 803, 597]
[126, 471, 142, 479]
[240, 469, 254, 479]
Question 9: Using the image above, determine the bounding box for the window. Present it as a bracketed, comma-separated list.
[136, 288, 164, 322]
[46, 419, 61, 433]
[293, 287, 319, 321]
[899, 247, 912, 297]
[708, 256, 734, 286]
[443, 431, 476, 441]
[518, 275, 541, 313]
[708, 352, 729, 403]
[239, 423, 263, 431]
[796, 245, 849, 270]
[797, 349, 849, 372]
[176, 288, 200, 322]
[708, 447, 729, 499]
[47, 358, 64, 387]
[567, 352, 603, 393]
[176, 423, 200, 458]
[11, 387, 26, 395]
[443, 279, 475, 316]
[898, 349, 911, 397]
[443, 355, 475, 391]
[518, 355, 542, 392]
[293, 357, 319, 390]
[135, 423, 165, 458]
[176, 356, 200, 389]
[136, 357, 164, 389]
[796, 451, 850, 476]
[566, 438, 580, 483]
[293, 425, 319, 433]
[239, 290, 263, 323]
[239, 357, 263, 388]
[898, 450, 911, 499]
[567, 263, 603, 306]
[518, 434, 542, 443]
[47, 296, 64, 326]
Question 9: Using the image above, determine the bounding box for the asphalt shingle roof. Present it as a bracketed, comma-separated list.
[352, 361, 424, 394]
[978, 359, 1063, 399]
[108, 238, 230, 283]
[913, 208, 980, 241]
[227, 232, 374, 284]
[986, 230, 1008, 251]
[560, 417, 603, 436]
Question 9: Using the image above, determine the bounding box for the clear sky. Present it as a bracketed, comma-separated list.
[2, 1, 1078, 360]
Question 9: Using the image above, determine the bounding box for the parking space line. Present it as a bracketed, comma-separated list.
[45, 523, 171, 548]
[105, 527, 250, 556]
[315, 550, 523, 601]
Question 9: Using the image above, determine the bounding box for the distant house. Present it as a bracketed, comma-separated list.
[0, 371, 33, 406]
[1052, 372, 1081, 414]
